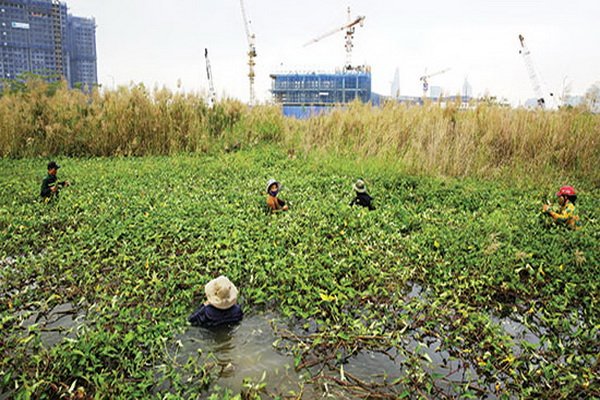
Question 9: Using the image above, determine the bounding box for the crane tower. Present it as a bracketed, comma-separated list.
[240, 0, 256, 104]
[304, 7, 365, 71]
[518, 34, 552, 108]
[419, 68, 450, 98]
[204, 48, 217, 107]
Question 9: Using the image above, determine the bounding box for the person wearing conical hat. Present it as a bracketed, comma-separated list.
[265, 179, 288, 212]
[542, 185, 581, 230]
[349, 179, 375, 210]
[188, 276, 243, 328]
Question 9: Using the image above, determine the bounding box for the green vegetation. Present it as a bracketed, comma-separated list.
[0, 80, 599, 185]
[1, 148, 598, 399]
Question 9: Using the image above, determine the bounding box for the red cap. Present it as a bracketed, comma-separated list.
[556, 186, 576, 197]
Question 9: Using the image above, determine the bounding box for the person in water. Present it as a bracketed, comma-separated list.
[542, 185, 581, 230]
[40, 161, 70, 201]
[349, 179, 375, 210]
[188, 276, 243, 328]
[265, 179, 288, 212]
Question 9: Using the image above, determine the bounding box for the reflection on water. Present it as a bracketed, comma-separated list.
[173, 313, 309, 396]
[342, 336, 481, 398]
[6, 283, 566, 399]
[167, 288, 583, 399]
[20, 302, 85, 347]
[491, 314, 547, 357]
[497, 316, 540, 339]
[344, 349, 402, 382]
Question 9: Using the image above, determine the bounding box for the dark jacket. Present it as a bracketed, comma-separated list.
[40, 174, 65, 199]
[188, 304, 243, 328]
[350, 192, 375, 210]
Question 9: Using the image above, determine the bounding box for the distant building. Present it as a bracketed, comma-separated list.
[0, 0, 97, 88]
[462, 77, 472, 99]
[390, 67, 400, 99]
[270, 68, 372, 118]
[67, 15, 97, 88]
[562, 95, 584, 107]
[429, 85, 442, 99]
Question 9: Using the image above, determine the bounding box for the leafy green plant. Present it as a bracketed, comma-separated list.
[0, 147, 597, 399]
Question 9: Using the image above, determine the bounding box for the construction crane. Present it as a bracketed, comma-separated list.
[304, 7, 365, 71]
[419, 68, 450, 98]
[518, 34, 552, 108]
[204, 48, 217, 107]
[239, 0, 256, 104]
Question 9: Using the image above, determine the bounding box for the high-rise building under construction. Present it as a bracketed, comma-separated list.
[67, 15, 96, 88]
[0, 0, 97, 88]
[270, 68, 372, 118]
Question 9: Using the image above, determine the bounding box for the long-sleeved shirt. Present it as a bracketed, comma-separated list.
[40, 174, 65, 199]
[266, 195, 286, 211]
[188, 304, 243, 328]
[350, 192, 375, 210]
[546, 202, 580, 229]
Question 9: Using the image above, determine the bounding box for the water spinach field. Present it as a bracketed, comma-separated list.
[1, 147, 598, 399]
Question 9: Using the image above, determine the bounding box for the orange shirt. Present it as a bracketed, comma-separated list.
[266, 195, 284, 211]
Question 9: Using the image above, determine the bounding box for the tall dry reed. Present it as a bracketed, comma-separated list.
[0, 80, 598, 184]
[301, 100, 599, 185]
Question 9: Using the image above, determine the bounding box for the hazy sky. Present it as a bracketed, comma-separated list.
[67, 0, 599, 105]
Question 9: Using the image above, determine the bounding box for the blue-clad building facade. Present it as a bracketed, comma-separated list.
[270, 68, 372, 118]
[67, 15, 96, 88]
[0, 0, 96, 88]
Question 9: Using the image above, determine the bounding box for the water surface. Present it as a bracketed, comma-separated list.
[173, 313, 310, 396]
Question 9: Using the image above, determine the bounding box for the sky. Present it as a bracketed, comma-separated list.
[67, 0, 600, 105]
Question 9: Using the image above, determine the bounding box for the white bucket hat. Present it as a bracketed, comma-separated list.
[353, 179, 367, 193]
[266, 179, 280, 194]
[205, 276, 238, 310]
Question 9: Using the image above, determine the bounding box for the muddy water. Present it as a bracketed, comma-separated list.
[492, 315, 544, 355]
[5, 282, 557, 398]
[20, 302, 85, 347]
[173, 313, 312, 396]
[171, 283, 507, 398]
[173, 310, 484, 398]
[341, 336, 482, 397]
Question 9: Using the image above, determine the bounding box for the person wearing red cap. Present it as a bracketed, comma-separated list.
[542, 186, 581, 229]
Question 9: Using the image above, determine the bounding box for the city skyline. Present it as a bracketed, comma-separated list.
[67, 1, 599, 105]
[0, 0, 97, 88]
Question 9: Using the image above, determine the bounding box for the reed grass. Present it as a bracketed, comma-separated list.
[0, 79, 598, 185]
[303, 100, 599, 185]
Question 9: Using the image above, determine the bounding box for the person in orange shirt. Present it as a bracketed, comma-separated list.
[265, 179, 288, 212]
[542, 185, 581, 229]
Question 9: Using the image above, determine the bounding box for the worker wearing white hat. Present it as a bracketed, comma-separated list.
[188, 276, 243, 327]
[265, 179, 288, 212]
[349, 179, 375, 210]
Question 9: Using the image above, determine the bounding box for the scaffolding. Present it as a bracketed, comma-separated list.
[51, 0, 66, 78]
[67, 15, 97, 88]
[0, 0, 95, 88]
[270, 69, 371, 108]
